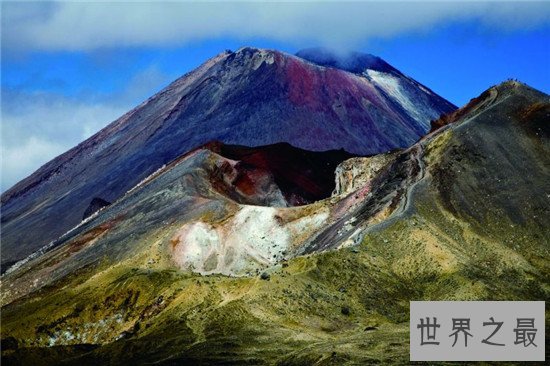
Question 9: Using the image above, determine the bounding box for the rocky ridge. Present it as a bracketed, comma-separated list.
[0, 47, 456, 270]
[1, 81, 548, 365]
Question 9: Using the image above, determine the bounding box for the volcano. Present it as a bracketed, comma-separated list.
[0, 36, 549, 366]
[0, 47, 455, 269]
[1, 80, 548, 365]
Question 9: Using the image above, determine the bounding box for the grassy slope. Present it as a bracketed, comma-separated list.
[2, 83, 549, 365]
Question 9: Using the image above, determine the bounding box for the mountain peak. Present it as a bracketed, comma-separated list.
[235, 46, 263, 53]
[493, 79, 546, 97]
[430, 79, 548, 132]
[295, 47, 398, 74]
[0, 46, 456, 269]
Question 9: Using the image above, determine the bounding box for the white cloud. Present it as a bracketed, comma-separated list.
[0, 65, 172, 192]
[2, 1, 549, 53]
[0, 92, 127, 191]
[1, 137, 65, 191]
[1, 1, 548, 191]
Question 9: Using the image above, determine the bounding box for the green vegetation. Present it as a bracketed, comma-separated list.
[2, 82, 549, 365]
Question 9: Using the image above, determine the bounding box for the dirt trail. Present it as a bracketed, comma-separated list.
[300, 142, 425, 254]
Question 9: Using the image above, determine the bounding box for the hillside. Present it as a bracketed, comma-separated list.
[0, 47, 456, 270]
[1, 81, 548, 365]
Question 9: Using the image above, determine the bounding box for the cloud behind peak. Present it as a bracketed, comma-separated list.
[2, 1, 549, 54]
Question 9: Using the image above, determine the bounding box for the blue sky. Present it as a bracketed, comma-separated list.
[1, 1, 549, 191]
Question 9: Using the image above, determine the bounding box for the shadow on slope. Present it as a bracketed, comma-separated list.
[1, 81, 549, 365]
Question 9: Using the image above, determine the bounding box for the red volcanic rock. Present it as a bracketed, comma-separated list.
[430, 88, 495, 132]
[1, 46, 455, 268]
[205, 141, 355, 206]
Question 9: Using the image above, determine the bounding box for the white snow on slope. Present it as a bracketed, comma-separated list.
[366, 69, 439, 130]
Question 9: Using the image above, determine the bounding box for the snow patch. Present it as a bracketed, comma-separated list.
[365, 70, 438, 130]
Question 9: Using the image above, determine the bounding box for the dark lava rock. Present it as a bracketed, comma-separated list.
[207, 141, 355, 205]
[82, 197, 111, 220]
[1, 46, 456, 269]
